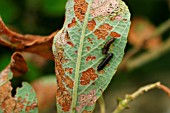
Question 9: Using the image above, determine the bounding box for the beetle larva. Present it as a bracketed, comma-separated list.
[97, 53, 113, 71]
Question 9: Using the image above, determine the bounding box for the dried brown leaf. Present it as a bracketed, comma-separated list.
[128, 17, 162, 50]
[31, 76, 56, 112]
[0, 17, 57, 59]
[10, 52, 28, 77]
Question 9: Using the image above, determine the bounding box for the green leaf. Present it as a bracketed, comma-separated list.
[52, 0, 131, 113]
[15, 82, 38, 113]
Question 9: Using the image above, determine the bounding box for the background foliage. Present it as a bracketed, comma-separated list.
[0, 0, 170, 113]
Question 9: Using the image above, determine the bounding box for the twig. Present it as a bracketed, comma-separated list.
[158, 84, 170, 97]
[148, 18, 170, 39]
[119, 19, 170, 71]
[98, 96, 106, 113]
[112, 82, 170, 113]
[127, 37, 170, 70]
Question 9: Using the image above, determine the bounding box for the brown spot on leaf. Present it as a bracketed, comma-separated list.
[86, 56, 96, 63]
[86, 46, 91, 51]
[0, 82, 15, 113]
[94, 29, 109, 40]
[74, 0, 88, 21]
[87, 19, 96, 31]
[64, 76, 74, 89]
[65, 68, 73, 74]
[94, 23, 113, 40]
[80, 68, 98, 86]
[25, 103, 37, 112]
[68, 18, 76, 28]
[99, 70, 105, 74]
[75, 50, 78, 54]
[67, 41, 74, 47]
[99, 23, 113, 30]
[58, 92, 72, 112]
[83, 110, 92, 113]
[110, 32, 121, 38]
[87, 38, 93, 44]
[55, 50, 72, 111]
[0, 66, 10, 84]
[1, 98, 16, 113]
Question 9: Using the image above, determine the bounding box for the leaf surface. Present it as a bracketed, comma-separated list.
[52, 0, 131, 112]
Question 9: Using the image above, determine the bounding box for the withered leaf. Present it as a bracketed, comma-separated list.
[0, 17, 57, 59]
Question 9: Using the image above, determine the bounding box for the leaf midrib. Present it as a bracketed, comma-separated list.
[71, 0, 93, 112]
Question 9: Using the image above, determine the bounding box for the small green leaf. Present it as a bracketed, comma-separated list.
[53, 0, 131, 112]
[0, 52, 38, 113]
[15, 82, 38, 113]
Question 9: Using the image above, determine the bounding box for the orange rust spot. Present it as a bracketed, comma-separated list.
[87, 38, 93, 44]
[55, 50, 72, 111]
[67, 41, 74, 47]
[58, 93, 72, 112]
[94, 29, 108, 40]
[68, 18, 76, 28]
[110, 17, 115, 21]
[86, 46, 91, 51]
[110, 32, 121, 38]
[106, 63, 110, 66]
[25, 103, 37, 112]
[75, 50, 78, 54]
[64, 76, 74, 89]
[94, 23, 113, 40]
[15, 101, 25, 110]
[86, 56, 96, 63]
[123, 19, 127, 21]
[80, 68, 98, 86]
[99, 23, 113, 30]
[65, 31, 70, 40]
[1, 98, 16, 113]
[74, 0, 88, 21]
[80, 73, 90, 85]
[65, 68, 73, 74]
[83, 110, 92, 113]
[87, 19, 96, 31]
[99, 70, 105, 74]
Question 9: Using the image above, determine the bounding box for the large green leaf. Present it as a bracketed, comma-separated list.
[53, 0, 131, 112]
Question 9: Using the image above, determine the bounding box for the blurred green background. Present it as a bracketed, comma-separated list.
[0, 0, 170, 113]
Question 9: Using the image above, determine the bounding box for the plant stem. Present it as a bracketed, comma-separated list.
[112, 82, 170, 113]
[119, 19, 170, 71]
[127, 37, 170, 70]
[98, 96, 106, 113]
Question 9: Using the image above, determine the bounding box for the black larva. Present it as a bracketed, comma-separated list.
[102, 38, 115, 54]
[97, 53, 113, 71]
